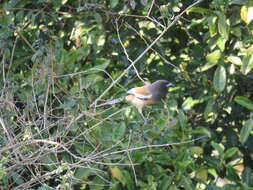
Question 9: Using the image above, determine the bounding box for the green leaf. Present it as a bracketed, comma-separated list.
[113, 122, 126, 141]
[110, 167, 126, 185]
[178, 110, 186, 129]
[216, 11, 229, 39]
[224, 147, 238, 159]
[202, 50, 221, 71]
[182, 97, 201, 111]
[160, 175, 174, 190]
[242, 167, 252, 185]
[211, 141, 224, 156]
[241, 2, 253, 25]
[241, 54, 253, 75]
[204, 99, 214, 121]
[207, 16, 217, 37]
[187, 7, 215, 15]
[192, 127, 211, 138]
[86, 58, 110, 72]
[38, 186, 54, 190]
[234, 96, 253, 111]
[239, 118, 253, 144]
[213, 66, 226, 93]
[110, 0, 119, 8]
[75, 168, 91, 180]
[11, 172, 25, 185]
[227, 56, 242, 66]
[121, 170, 134, 190]
[182, 176, 194, 190]
[216, 37, 227, 52]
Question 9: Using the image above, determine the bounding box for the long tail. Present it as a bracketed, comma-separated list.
[93, 97, 124, 108]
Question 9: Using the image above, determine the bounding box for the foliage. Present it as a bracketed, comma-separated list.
[0, 0, 253, 189]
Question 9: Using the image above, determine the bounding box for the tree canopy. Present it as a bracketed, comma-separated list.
[1, 0, 253, 189]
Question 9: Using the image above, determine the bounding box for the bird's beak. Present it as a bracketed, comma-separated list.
[166, 83, 174, 87]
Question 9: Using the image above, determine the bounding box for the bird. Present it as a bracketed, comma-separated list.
[125, 80, 174, 122]
[92, 80, 174, 122]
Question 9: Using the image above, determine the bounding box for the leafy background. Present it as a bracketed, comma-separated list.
[0, 0, 253, 189]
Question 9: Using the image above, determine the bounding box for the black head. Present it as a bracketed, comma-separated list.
[148, 80, 174, 101]
[152, 80, 174, 88]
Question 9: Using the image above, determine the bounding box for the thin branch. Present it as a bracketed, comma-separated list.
[90, 136, 207, 160]
[115, 19, 145, 82]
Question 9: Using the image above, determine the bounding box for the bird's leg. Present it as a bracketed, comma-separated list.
[138, 107, 151, 124]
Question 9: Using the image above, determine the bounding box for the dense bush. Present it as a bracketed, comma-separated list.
[0, 0, 253, 189]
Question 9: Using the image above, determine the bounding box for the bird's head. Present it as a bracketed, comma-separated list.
[153, 80, 174, 88]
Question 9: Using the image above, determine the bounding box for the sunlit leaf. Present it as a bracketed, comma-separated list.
[224, 147, 238, 159]
[141, 0, 148, 6]
[110, 0, 119, 8]
[196, 168, 208, 181]
[182, 97, 201, 111]
[110, 167, 125, 185]
[207, 16, 217, 37]
[202, 50, 221, 71]
[227, 56, 242, 66]
[190, 146, 204, 156]
[213, 65, 226, 93]
[216, 11, 229, 39]
[216, 37, 227, 52]
[130, 0, 136, 9]
[187, 7, 215, 15]
[241, 54, 253, 75]
[234, 96, 253, 111]
[211, 141, 224, 156]
[239, 119, 253, 144]
[240, 2, 253, 25]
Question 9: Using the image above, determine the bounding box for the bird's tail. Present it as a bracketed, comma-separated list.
[92, 97, 124, 108]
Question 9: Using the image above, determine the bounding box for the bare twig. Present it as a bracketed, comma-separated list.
[115, 19, 145, 82]
[90, 136, 207, 160]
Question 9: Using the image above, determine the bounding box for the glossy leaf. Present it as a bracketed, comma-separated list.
[207, 16, 217, 37]
[216, 37, 227, 52]
[211, 141, 224, 156]
[239, 118, 253, 144]
[240, 3, 253, 25]
[202, 50, 221, 71]
[224, 147, 238, 159]
[216, 11, 229, 39]
[241, 54, 253, 75]
[213, 65, 226, 93]
[110, 0, 119, 8]
[242, 167, 252, 185]
[227, 56, 242, 65]
[234, 96, 253, 111]
[187, 7, 215, 15]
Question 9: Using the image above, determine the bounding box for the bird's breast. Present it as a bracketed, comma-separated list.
[125, 95, 156, 108]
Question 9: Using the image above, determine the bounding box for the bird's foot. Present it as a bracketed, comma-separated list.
[144, 118, 153, 124]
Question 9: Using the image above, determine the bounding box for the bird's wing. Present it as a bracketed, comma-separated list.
[126, 86, 152, 100]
